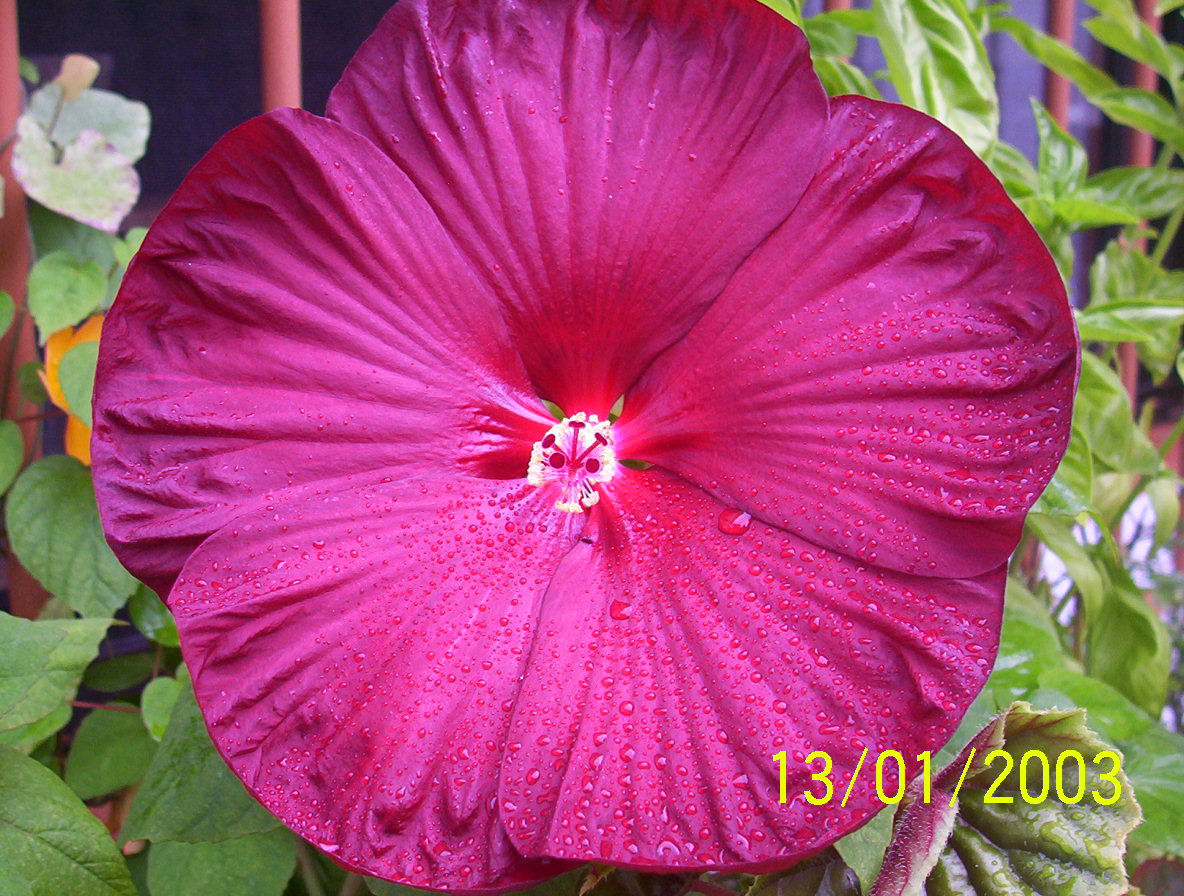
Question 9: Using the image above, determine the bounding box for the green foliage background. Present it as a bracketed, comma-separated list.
[3, 2, 1184, 895]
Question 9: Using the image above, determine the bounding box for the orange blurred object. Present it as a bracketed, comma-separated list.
[40, 314, 103, 466]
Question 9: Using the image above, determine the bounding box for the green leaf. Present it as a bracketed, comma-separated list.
[1075, 353, 1160, 475]
[1033, 100, 1088, 197]
[0, 745, 136, 896]
[834, 805, 893, 892]
[27, 83, 150, 163]
[984, 140, 1040, 200]
[874, 0, 998, 154]
[0, 703, 71, 754]
[25, 249, 107, 338]
[1076, 301, 1184, 343]
[1119, 726, 1184, 857]
[874, 703, 1140, 896]
[1083, 167, 1184, 221]
[1091, 88, 1184, 153]
[1050, 196, 1141, 228]
[748, 852, 861, 896]
[123, 685, 281, 843]
[1085, 560, 1171, 715]
[83, 651, 155, 694]
[1032, 422, 1093, 518]
[146, 829, 296, 896]
[813, 56, 881, 98]
[18, 361, 49, 405]
[140, 677, 182, 742]
[7, 456, 139, 618]
[0, 290, 14, 338]
[128, 585, 179, 648]
[58, 339, 100, 426]
[755, 0, 803, 28]
[27, 201, 118, 267]
[1145, 474, 1180, 549]
[0, 613, 109, 741]
[114, 227, 147, 269]
[993, 15, 1118, 98]
[1030, 668, 1154, 743]
[65, 704, 156, 800]
[18, 56, 38, 85]
[0, 420, 25, 496]
[13, 118, 139, 235]
[1083, 12, 1178, 84]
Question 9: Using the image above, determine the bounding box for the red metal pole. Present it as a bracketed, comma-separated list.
[1130, 0, 1160, 168]
[1045, 0, 1076, 126]
[0, 0, 49, 619]
[823, 0, 853, 10]
[260, 0, 302, 112]
[1119, 0, 1163, 403]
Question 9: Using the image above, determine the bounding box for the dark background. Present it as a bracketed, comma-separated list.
[19, 1, 392, 211]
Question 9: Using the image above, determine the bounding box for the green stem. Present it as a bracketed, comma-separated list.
[338, 876, 366, 896]
[1151, 200, 1184, 268]
[1158, 412, 1184, 462]
[295, 842, 328, 896]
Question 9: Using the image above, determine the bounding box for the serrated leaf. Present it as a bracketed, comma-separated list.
[0, 613, 109, 738]
[65, 704, 156, 800]
[872, 704, 1140, 896]
[27, 83, 149, 163]
[875, 0, 998, 154]
[140, 677, 182, 742]
[6, 455, 138, 618]
[59, 339, 99, 426]
[122, 685, 281, 843]
[25, 248, 107, 339]
[0, 745, 136, 896]
[128, 585, 179, 648]
[13, 118, 139, 234]
[146, 829, 297, 896]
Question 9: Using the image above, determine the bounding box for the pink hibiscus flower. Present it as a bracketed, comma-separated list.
[92, 0, 1078, 891]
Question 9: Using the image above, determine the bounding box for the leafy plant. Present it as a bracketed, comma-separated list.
[3, 2, 1184, 894]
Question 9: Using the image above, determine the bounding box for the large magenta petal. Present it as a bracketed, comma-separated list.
[499, 470, 1001, 870]
[94, 108, 548, 597]
[171, 476, 585, 893]
[618, 96, 1077, 579]
[326, 0, 828, 414]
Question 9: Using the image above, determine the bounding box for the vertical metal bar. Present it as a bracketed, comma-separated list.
[823, 0, 853, 11]
[1045, 0, 1076, 126]
[1130, 0, 1160, 168]
[260, 0, 302, 112]
[1120, 0, 1163, 402]
[0, 0, 48, 619]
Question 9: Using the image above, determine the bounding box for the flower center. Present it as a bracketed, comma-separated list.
[527, 412, 618, 512]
